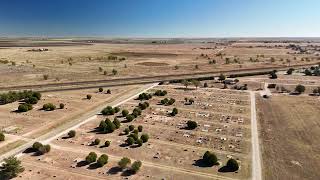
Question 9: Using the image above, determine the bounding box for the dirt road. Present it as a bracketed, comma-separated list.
[250, 91, 262, 180]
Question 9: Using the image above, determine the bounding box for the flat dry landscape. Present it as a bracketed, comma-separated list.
[257, 95, 320, 180]
[1, 39, 319, 87]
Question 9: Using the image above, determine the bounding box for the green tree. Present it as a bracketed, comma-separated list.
[104, 140, 111, 147]
[87, 94, 92, 100]
[99, 87, 103, 92]
[97, 154, 108, 167]
[131, 161, 142, 174]
[140, 134, 149, 143]
[203, 151, 218, 166]
[59, 103, 65, 109]
[68, 130, 76, 138]
[85, 152, 97, 164]
[138, 125, 143, 132]
[129, 125, 135, 131]
[122, 109, 129, 117]
[182, 80, 190, 89]
[0, 156, 24, 179]
[136, 139, 143, 147]
[112, 69, 118, 75]
[94, 138, 100, 145]
[113, 118, 121, 129]
[107, 89, 111, 94]
[226, 158, 239, 171]
[187, 120, 198, 130]
[118, 157, 131, 169]
[126, 137, 135, 145]
[295, 84, 305, 94]
[218, 74, 226, 81]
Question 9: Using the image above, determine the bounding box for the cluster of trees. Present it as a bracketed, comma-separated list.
[125, 126, 149, 147]
[0, 156, 24, 179]
[182, 79, 201, 89]
[125, 106, 148, 122]
[184, 97, 194, 105]
[118, 157, 142, 174]
[32, 142, 51, 155]
[137, 93, 152, 100]
[98, 117, 121, 133]
[154, 90, 167, 96]
[42, 103, 56, 111]
[138, 102, 150, 110]
[170, 108, 178, 116]
[98, 87, 111, 94]
[0, 91, 41, 105]
[101, 106, 120, 115]
[187, 120, 198, 130]
[0, 132, 5, 141]
[85, 152, 109, 167]
[160, 98, 175, 106]
[304, 66, 320, 76]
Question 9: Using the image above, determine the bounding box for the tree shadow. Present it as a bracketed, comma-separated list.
[87, 163, 101, 170]
[119, 143, 129, 147]
[23, 148, 35, 154]
[121, 169, 134, 176]
[107, 167, 122, 175]
[76, 160, 88, 167]
[192, 159, 218, 168]
[218, 166, 237, 173]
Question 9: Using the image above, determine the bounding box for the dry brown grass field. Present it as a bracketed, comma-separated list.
[257, 95, 320, 180]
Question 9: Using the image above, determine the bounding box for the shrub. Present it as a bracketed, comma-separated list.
[140, 134, 149, 143]
[132, 108, 142, 117]
[138, 125, 143, 132]
[38, 144, 51, 155]
[133, 129, 139, 134]
[129, 125, 135, 131]
[131, 161, 142, 173]
[42, 103, 56, 111]
[154, 90, 167, 96]
[107, 89, 111, 94]
[97, 154, 108, 167]
[118, 157, 131, 169]
[85, 152, 97, 164]
[287, 68, 294, 75]
[122, 109, 129, 117]
[68, 130, 76, 138]
[226, 158, 239, 171]
[203, 151, 218, 166]
[138, 93, 152, 100]
[0, 156, 24, 179]
[104, 140, 110, 147]
[128, 133, 139, 141]
[187, 120, 198, 130]
[0, 132, 5, 141]
[59, 103, 65, 109]
[99, 87, 103, 92]
[269, 71, 278, 79]
[126, 137, 135, 145]
[86, 94, 92, 100]
[204, 82, 208, 87]
[43, 74, 49, 80]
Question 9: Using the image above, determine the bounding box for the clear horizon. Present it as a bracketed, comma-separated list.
[1, 0, 320, 37]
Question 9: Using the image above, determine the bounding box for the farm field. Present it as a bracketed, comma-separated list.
[15, 84, 253, 180]
[257, 95, 320, 180]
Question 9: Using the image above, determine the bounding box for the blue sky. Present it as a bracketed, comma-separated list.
[0, 0, 319, 37]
